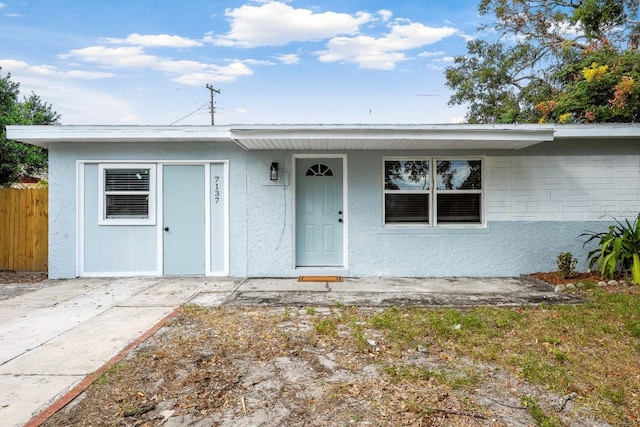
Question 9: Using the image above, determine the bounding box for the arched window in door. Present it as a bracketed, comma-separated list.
[305, 163, 334, 177]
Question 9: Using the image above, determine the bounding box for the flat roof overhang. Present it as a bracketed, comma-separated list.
[230, 124, 555, 150]
[6, 125, 233, 148]
[8, 123, 639, 151]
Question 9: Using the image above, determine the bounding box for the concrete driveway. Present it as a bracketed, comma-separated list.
[0, 276, 578, 427]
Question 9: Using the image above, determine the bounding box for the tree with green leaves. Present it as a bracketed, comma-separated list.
[445, 0, 640, 123]
[0, 68, 60, 186]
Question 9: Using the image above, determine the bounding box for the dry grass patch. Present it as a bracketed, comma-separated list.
[44, 286, 639, 426]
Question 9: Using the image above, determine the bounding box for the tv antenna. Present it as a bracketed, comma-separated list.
[205, 84, 221, 125]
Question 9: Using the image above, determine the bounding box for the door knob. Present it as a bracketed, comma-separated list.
[338, 218, 343, 223]
[164, 227, 170, 231]
[338, 210, 343, 215]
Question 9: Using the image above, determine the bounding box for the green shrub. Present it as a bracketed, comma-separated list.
[581, 214, 640, 284]
[557, 252, 577, 279]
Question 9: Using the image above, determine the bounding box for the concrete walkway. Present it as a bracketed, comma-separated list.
[0, 276, 578, 427]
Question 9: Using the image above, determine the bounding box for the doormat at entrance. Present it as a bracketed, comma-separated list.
[297, 276, 343, 282]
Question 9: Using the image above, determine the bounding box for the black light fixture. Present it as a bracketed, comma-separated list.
[270, 162, 279, 182]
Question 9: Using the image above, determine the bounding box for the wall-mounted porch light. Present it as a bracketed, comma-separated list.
[270, 162, 279, 182]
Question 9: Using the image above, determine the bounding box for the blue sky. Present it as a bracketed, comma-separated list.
[0, 0, 487, 125]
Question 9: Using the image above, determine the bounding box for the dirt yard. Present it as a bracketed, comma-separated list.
[43, 304, 616, 426]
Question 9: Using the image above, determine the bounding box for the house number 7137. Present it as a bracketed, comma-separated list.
[214, 176, 220, 204]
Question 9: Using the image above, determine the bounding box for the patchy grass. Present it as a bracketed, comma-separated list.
[45, 286, 640, 427]
[521, 396, 561, 427]
[364, 286, 640, 424]
[93, 360, 130, 386]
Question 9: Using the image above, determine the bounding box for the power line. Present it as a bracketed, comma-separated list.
[169, 104, 207, 125]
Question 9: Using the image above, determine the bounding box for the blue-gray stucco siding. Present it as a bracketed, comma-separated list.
[47, 140, 639, 279]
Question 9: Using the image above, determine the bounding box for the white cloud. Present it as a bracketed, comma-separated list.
[0, 59, 54, 75]
[386, 22, 458, 49]
[318, 37, 407, 70]
[241, 58, 275, 66]
[418, 50, 446, 58]
[118, 114, 142, 124]
[63, 70, 116, 79]
[277, 53, 299, 64]
[60, 46, 251, 85]
[0, 61, 136, 124]
[378, 10, 393, 22]
[210, 1, 372, 47]
[60, 46, 154, 67]
[0, 2, 5, 8]
[172, 63, 253, 86]
[317, 22, 458, 69]
[102, 33, 204, 48]
[0, 59, 114, 80]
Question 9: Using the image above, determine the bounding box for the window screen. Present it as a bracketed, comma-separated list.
[100, 166, 154, 223]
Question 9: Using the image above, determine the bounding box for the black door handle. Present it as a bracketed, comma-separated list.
[164, 227, 169, 231]
[338, 218, 343, 223]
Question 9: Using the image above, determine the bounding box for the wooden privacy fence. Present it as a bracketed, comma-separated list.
[0, 188, 48, 271]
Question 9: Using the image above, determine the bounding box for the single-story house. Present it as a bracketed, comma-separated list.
[7, 123, 640, 280]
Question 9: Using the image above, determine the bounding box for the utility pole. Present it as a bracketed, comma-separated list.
[205, 84, 220, 125]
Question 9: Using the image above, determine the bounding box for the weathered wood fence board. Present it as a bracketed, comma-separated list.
[0, 188, 48, 271]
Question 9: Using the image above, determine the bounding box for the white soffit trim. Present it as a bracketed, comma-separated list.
[230, 124, 555, 150]
[6, 125, 232, 148]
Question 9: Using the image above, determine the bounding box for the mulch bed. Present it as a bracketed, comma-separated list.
[528, 270, 613, 286]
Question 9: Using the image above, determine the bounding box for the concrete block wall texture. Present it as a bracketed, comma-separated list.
[484, 155, 640, 222]
[47, 143, 640, 279]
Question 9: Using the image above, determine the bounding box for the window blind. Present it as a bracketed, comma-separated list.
[385, 193, 429, 223]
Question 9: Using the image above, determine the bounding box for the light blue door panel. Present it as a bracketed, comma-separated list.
[323, 225, 334, 252]
[323, 187, 334, 213]
[304, 226, 315, 252]
[296, 158, 344, 266]
[163, 165, 205, 275]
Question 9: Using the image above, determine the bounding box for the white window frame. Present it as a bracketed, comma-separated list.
[383, 157, 432, 225]
[433, 158, 483, 226]
[98, 163, 156, 225]
[382, 157, 483, 227]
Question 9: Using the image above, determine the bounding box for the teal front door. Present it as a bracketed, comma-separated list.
[295, 158, 344, 267]
[163, 165, 205, 275]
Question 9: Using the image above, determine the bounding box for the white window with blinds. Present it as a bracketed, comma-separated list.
[383, 158, 483, 226]
[384, 159, 431, 224]
[98, 164, 156, 225]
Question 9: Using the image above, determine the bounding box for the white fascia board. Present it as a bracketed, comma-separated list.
[230, 123, 555, 140]
[6, 125, 233, 147]
[553, 124, 640, 139]
[230, 124, 555, 150]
